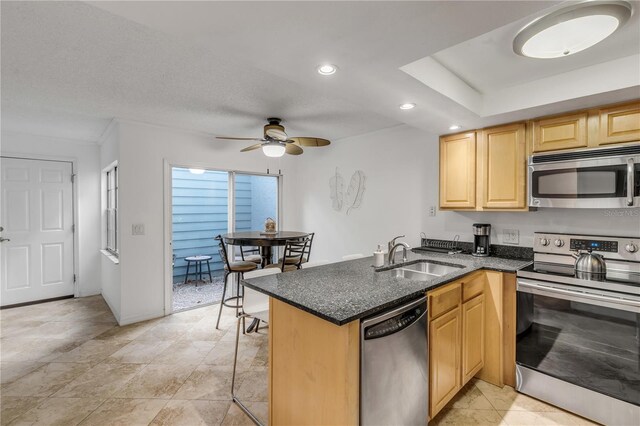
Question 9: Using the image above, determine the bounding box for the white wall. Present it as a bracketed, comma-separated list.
[115, 120, 297, 325]
[290, 124, 640, 265]
[290, 125, 429, 261]
[1, 130, 102, 296]
[99, 122, 121, 321]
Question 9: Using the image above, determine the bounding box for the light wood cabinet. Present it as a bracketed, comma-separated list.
[429, 306, 461, 416]
[478, 123, 527, 209]
[439, 132, 476, 209]
[462, 294, 485, 383]
[597, 102, 640, 146]
[428, 274, 487, 418]
[532, 112, 588, 153]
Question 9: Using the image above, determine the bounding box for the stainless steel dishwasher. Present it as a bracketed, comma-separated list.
[361, 296, 428, 425]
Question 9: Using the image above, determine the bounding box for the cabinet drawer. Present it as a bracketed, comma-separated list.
[429, 283, 461, 319]
[463, 272, 485, 302]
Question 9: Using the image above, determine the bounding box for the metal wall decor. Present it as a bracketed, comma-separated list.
[329, 167, 366, 214]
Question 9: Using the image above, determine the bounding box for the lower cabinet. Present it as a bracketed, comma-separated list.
[429, 306, 461, 416]
[462, 294, 485, 383]
[428, 273, 487, 419]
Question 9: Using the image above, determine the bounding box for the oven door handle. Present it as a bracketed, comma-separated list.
[517, 278, 640, 313]
[628, 158, 635, 207]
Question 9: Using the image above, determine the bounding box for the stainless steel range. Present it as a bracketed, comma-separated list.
[516, 232, 640, 425]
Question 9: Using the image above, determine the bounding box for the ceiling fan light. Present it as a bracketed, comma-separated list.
[513, 1, 631, 59]
[262, 142, 286, 158]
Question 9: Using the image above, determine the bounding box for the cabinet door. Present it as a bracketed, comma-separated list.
[479, 123, 527, 209]
[429, 307, 461, 418]
[597, 102, 640, 146]
[462, 294, 485, 383]
[532, 112, 588, 153]
[439, 133, 476, 209]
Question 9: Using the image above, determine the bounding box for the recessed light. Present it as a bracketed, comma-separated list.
[449, 124, 461, 130]
[317, 64, 337, 75]
[513, 1, 631, 59]
[399, 103, 416, 110]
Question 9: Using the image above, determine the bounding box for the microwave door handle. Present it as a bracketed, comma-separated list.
[628, 158, 635, 206]
[517, 279, 640, 312]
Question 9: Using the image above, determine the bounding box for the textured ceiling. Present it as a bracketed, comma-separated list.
[2, 1, 638, 143]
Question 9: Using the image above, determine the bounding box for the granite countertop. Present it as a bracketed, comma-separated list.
[242, 250, 532, 326]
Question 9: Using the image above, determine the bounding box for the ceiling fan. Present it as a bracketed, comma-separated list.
[216, 118, 331, 157]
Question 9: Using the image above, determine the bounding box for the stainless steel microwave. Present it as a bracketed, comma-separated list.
[528, 143, 640, 209]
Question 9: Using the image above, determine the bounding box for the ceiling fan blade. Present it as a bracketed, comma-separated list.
[265, 128, 288, 141]
[241, 143, 264, 152]
[285, 143, 304, 155]
[217, 136, 264, 141]
[289, 137, 331, 147]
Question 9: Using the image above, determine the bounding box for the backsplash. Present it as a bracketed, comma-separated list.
[419, 238, 533, 260]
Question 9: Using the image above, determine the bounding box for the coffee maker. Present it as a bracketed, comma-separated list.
[473, 223, 491, 257]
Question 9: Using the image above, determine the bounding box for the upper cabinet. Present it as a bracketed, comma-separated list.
[440, 124, 527, 211]
[478, 123, 527, 210]
[530, 100, 640, 153]
[532, 112, 588, 153]
[439, 132, 476, 209]
[596, 102, 640, 146]
[439, 100, 639, 211]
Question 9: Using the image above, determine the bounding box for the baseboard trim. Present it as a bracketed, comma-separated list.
[119, 310, 165, 326]
[1, 294, 74, 310]
[101, 291, 121, 324]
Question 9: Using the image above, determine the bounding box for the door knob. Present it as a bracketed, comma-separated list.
[0, 237, 10, 243]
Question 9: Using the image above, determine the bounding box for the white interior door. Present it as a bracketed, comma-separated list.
[1, 157, 74, 306]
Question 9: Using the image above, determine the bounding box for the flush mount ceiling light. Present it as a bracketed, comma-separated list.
[317, 64, 337, 75]
[449, 124, 461, 130]
[262, 141, 286, 158]
[399, 103, 416, 110]
[189, 168, 205, 175]
[513, 0, 631, 59]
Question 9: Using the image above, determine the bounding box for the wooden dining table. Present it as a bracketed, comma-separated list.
[221, 230, 309, 267]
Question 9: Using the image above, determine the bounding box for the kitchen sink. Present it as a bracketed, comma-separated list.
[384, 261, 464, 281]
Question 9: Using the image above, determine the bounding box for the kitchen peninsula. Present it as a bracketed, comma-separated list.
[243, 250, 532, 425]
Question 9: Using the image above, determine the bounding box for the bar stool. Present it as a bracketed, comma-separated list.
[183, 255, 213, 286]
[215, 235, 258, 330]
[265, 236, 311, 272]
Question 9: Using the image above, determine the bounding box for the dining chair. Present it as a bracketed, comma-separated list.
[279, 232, 315, 266]
[240, 246, 263, 265]
[266, 236, 310, 272]
[232, 267, 280, 426]
[342, 253, 365, 260]
[215, 235, 258, 330]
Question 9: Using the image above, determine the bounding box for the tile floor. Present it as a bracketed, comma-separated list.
[1, 296, 597, 425]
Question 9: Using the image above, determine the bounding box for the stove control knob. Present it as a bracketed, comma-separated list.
[626, 243, 638, 253]
[539, 238, 550, 247]
[554, 239, 564, 247]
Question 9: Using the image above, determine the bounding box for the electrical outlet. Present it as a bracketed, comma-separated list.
[132, 224, 145, 236]
[429, 206, 436, 217]
[503, 229, 519, 245]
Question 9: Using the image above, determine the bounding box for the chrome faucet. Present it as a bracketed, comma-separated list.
[388, 242, 410, 265]
[388, 235, 405, 254]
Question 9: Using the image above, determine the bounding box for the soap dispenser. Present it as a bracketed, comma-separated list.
[374, 245, 385, 267]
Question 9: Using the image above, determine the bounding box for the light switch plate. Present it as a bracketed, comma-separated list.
[132, 224, 145, 236]
[503, 229, 519, 245]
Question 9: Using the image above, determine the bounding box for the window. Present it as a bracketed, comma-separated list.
[105, 165, 118, 255]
